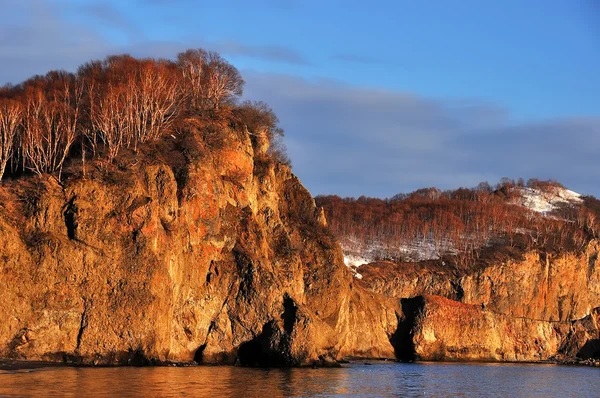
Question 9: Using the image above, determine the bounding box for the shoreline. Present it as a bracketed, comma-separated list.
[2, 357, 598, 371]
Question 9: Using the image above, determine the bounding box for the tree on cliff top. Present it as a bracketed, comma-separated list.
[232, 100, 291, 166]
[0, 49, 287, 181]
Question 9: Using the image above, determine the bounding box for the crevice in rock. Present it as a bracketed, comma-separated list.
[233, 247, 255, 298]
[390, 296, 425, 362]
[577, 339, 600, 359]
[587, 252, 598, 280]
[193, 344, 207, 363]
[282, 294, 298, 335]
[132, 229, 140, 243]
[63, 196, 78, 240]
[237, 322, 272, 367]
[206, 260, 220, 285]
[451, 280, 464, 301]
[75, 300, 88, 352]
[237, 321, 290, 367]
[125, 349, 152, 366]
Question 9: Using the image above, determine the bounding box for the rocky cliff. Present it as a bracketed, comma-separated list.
[360, 243, 600, 322]
[459, 245, 600, 322]
[393, 295, 599, 362]
[0, 127, 398, 366]
[2, 125, 598, 366]
[359, 244, 600, 362]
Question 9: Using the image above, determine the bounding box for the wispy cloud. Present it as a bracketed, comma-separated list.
[0, 0, 309, 84]
[74, 2, 142, 40]
[0, 1, 113, 84]
[243, 72, 600, 198]
[211, 40, 309, 65]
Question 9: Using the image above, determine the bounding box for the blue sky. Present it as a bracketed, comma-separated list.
[2, 0, 599, 197]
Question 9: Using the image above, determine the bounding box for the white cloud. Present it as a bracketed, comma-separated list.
[243, 72, 600, 198]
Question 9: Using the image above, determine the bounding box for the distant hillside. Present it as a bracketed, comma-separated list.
[316, 179, 600, 273]
[317, 181, 600, 363]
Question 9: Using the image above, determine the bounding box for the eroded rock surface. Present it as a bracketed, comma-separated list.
[358, 243, 600, 362]
[360, 245, 600, 323]
[2, 126, 598, 366]
[0, 129, 398, 366]
[394, 295, 600, 362]
[459, 246, 600, 322]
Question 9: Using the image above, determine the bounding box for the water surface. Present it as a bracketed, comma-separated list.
[0, 361, 598, 397]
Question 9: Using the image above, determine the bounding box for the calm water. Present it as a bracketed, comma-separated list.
[0, 362, 598, 397]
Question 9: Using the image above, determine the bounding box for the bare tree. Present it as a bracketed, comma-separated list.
[93, 83, 129, 162]
[203, 52, 244, 110]
[54, 73, 83, 178]
[77, 60, 105, 173]
[0, 99, 22, 180]
[177, 49, 208, 112]
[7, 49, 248, 176]
[20, 72, 83, 178]
[21, 86, 46, 175]
[130, 59, 181, 146]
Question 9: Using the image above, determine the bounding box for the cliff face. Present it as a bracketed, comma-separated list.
[459, 245, 600, 322]
[357, 261, 458, 301]
[394, 295, 600, 362]
[359, 245, 600, 362]
[2, 126, 598, 366]
[0, 128, 398, 366]
[359, 244, 600, 323]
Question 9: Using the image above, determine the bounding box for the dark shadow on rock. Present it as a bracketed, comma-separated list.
[125, 349, 152, 366]
[451, 280, 464, 301]
[389, 296, 425, 362]
[237, 321, 291, 367]
[577, 339, 600, 359]
[238, 295, 299, 367]
[193, 344, 206, 363]
[44, 352, 83, 365]
[7, 329, 29, 359]
[282, 294, 298, 335]
[63, 197, 78, 240]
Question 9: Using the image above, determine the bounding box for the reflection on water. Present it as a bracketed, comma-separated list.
[1, 361, 599, 397]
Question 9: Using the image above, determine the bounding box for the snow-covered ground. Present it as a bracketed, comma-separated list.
[395, 239, 455, 261]
[341, 237, 378, 278]
[343, 254, 371, 268]
[515, 186, 582, 214]
[341, 237, 451, 278]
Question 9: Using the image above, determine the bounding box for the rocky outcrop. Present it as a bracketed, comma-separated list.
[357, 243, 600, 362]
[357, 260, 458, 300]
[394, 295, 600, 362]
[0, 128, 398, 366]
[2, 124, 598, 366]
[359, 243, 600, 323]
[459, 245, 600, 322]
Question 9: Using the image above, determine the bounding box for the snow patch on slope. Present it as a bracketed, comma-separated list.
[516, 187, 582, 214]
[343, 254, 371, 268]
[341, 237, 377, 278]
[341, 237, 448, 275]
